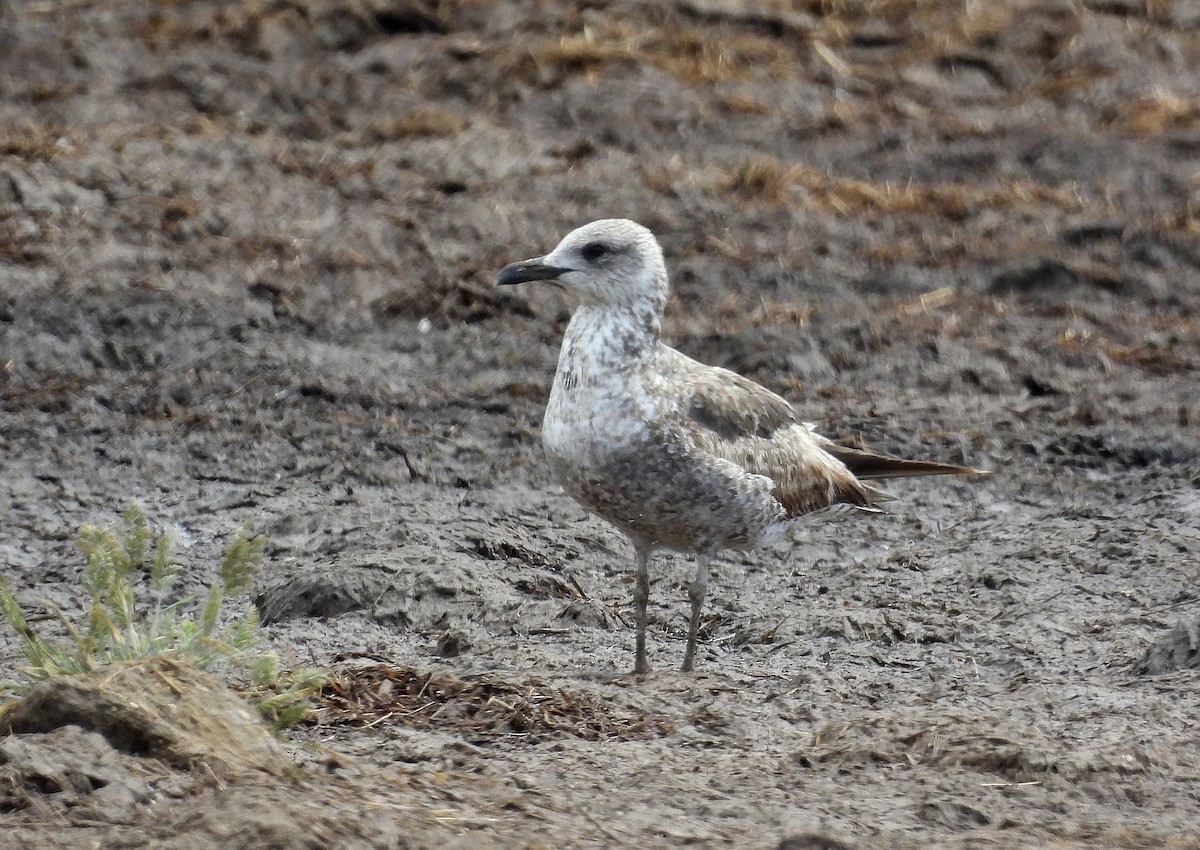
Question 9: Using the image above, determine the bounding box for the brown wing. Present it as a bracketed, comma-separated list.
[680, 367, 874, 517]
[684, 368, 797, 441]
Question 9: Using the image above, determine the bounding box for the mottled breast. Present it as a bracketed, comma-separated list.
[546, 427, 788, 554]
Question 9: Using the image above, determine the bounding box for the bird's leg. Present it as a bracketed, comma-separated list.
[632, 542, 653, 674]
[682, 554, 711, 673]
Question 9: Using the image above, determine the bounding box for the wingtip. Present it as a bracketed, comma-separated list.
[935, 464, 991, 477]
[826, 447, 991, 481]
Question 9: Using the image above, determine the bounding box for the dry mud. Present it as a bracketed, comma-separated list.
[2, 1, 1199, 848]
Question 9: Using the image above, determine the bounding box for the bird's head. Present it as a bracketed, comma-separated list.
[497, 219, 668, 309]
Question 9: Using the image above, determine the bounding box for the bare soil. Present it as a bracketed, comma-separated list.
[2, 1, 1199, 848]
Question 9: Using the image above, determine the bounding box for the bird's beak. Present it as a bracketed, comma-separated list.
[497, 257, 573, 286]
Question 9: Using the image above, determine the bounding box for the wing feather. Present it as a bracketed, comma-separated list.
[679, 366, 873, 517]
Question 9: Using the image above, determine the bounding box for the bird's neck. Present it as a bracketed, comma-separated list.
[561, 298, 664, 371]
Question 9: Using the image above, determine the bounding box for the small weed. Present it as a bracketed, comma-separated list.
[720, 155, 794, 205]
[0, 123, 66, 161]
[0, 502, 324, 731]
[1107, 89, 1200, 136]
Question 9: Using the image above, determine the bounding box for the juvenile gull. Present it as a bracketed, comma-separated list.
[498, 219, 983, 674]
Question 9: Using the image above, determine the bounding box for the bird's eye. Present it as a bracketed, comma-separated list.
[580, 241, 610, 262]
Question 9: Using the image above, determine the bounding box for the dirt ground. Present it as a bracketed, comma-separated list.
[2, 0, 1200, 847]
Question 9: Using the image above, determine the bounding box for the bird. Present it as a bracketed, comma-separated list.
[497, 219, 984, 674]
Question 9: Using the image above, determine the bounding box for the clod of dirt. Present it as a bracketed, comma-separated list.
[777, 833, 858, 850]
[256, 568, 416, 627]
[256, 572, 378, 623]
[311, 0, 450, 53]
[139, 782, 413, 850]
[1, 657, 292, 779]
[1, 661, 501, 850]
[1028, 430, 1198, 470]
[987, 257, 1127, 298]
[1137, 620, 1200, 675]
[0, 725, 150, 824]
[435, 630, 471, 657]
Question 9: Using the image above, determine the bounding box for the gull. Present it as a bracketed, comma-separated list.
[497, 219, 984, 674]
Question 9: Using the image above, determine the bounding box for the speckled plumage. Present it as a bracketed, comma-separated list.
[498, 219, 982, 673]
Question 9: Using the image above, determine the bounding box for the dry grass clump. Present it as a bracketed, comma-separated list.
[952, 3, 1021, 46]
[0, 211, 45, 266]
[711, 291, 816, 334]
[1056, 312, 1200, 376]
[646, 24, 797, 83]
[790, 163, 1089, 220]
[1153, 205, 1200, 236]
[144, 195, 200, 233]
[843, 289, 1010, 344]
[720, 155, 795, 205]
[1107, 89, 1200, 135]
[711, 154, 1091, 221]
[0, 123, 68, 161]
[499, 15, 800, 88]
[363, 106, 468, 141]
[640, 156, 692, 197]
[798, 0, 1034, 46]
[316, 661, 672, 743]
[231, 233, 303, 266]
[269, 143, 377, 184]
[496, 28, 638, 87]
[717, 90, 772, 114]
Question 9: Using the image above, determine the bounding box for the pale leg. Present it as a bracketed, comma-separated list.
[631, 541, 653, 674]
[682, 554, 711, 672]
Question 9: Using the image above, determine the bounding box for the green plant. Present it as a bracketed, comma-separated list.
[0, 502, 324, 731]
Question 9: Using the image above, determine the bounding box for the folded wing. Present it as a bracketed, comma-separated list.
[676, 360, 983, 519]
[678, 365, 874, 517]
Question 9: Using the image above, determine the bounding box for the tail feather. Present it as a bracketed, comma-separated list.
[824, 445, 988, 481]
